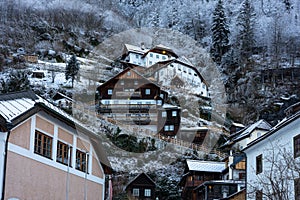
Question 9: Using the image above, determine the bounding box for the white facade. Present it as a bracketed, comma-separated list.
[153, 62, 208, 97]
[122, 44, 209, 97]
[244, 113, 300, 200]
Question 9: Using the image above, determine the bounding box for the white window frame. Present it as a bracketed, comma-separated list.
[144, 189, 151, 197]
[132, 188, 139, 196]
[172, 111, 177, 117]
[107, 89, 113, 95]
[164, 125, 169, 131]
[145, 89, 151, 95]
[170, 125, 174, 131]
[162, 111, 167, 117]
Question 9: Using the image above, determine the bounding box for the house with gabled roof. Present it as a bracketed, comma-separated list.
[96, 67, 181, 137]
[125, 173, 156, 200]
[120, 43, 209, 97]
[221, 119, 272, 151]
[243, 102, 300, 200]
[0, 90, 112, 200]
[179, 160, 226, 200]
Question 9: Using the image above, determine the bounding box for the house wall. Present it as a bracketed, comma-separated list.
[153, 62, 208, 97]
[5, 151, 103, 200]
[4, 114, 105, 200]
[245, 117, 300, 200]
[235, 129, 269, 150]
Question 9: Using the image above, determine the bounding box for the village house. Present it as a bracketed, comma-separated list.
[221, 119, 272, 151]
[179, 160, 225, 200]
[243, 102, 300, 200]
[125, 173, 156, 200]
[96, 67, 181, 137]
[0, 90, 112, 200]
[120, 43, 209, 97]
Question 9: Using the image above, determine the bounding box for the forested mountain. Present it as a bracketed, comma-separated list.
[1, 0, 300, 125]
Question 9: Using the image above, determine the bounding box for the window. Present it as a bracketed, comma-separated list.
[256, 154, 263, 174]
[144, 189, 151, 197]
[127, 71, 131, 76]
[294, 135, 300, 158]
[107, 89, 113, 95]
[76, 149, 89, 172]
[170, 125, 174, 131]
[256, 190, 262, 200]
[133, 188, 139, 196]
[162, 56, 166, 60]
[150, 53, 153, 57]
[162, 111, 167, 117]
[34, 130, 52, 159]
[145, 89, 150, 95]
[120, 81, 124, 85]
[156, 54, 159, 59]
[134, 80, 138, 85]
[295, 178, 300, 200]
[164, 125, 170, 131]
[160, 94, 164, 99]
[239, 172, 246, 180]
[157, 100, 162, 105]
[149, 61, 153, 65]
[135, 54, 139, 59]
[57, 141, 72, 166]
[172, 111, 177, 117]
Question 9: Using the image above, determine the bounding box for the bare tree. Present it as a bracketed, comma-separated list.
[247, 143, 300, 200]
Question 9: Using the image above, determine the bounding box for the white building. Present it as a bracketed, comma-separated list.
[222, 119, 272, 151]
[121, 43, 209, 97]
[244, 104, 300, 200]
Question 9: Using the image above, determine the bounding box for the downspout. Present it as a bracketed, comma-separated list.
[2, 122, 13, 200]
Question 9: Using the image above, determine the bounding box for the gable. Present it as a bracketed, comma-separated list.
[126, 173, 156, 189]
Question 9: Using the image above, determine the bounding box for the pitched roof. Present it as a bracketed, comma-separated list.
[244, 110, 300, 151]
[125, 173, 156, 191]
[0, 90, 112, 173]
[0, 90, 38, 122]
[186, 160, 225, 173]
[222, 119, 272, 147]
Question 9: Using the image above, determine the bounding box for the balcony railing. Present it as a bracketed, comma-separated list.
[115, 91, 141, 97]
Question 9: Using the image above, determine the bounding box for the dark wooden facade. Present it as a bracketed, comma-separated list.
[194, 182, 238, 200]
[97, 67, 161, 101]
[180, 171, 223, 200]
[157, 106, 181, 137]
[125, 173, 156, 200]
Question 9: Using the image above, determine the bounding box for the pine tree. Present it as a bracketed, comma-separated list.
[65, 54, 80, 88]
[211, 0, 230, 64]
[237, 0, 256, 63]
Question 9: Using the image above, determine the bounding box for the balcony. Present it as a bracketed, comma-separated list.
[115, 91, 141, 98]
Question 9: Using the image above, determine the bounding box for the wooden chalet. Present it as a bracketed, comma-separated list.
[125, 173, 156, 200]
[97, 67, 164, 125]
[179, 160, 225, 200]
[194, 180, 240, 200]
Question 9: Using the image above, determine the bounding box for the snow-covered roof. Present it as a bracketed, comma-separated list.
[162, 103, 180, 109]
[0, 90, 112, 173]
[228, 119, 272, 143]
[177, 56, 194, 67]
[180, 126, 208, 131]
[232, 122, 245, 128]
[245, 110, 300, 151]
[0, 91, 38, 122]
[186, 160, 225, 173]
[124, 43, 148, 54]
